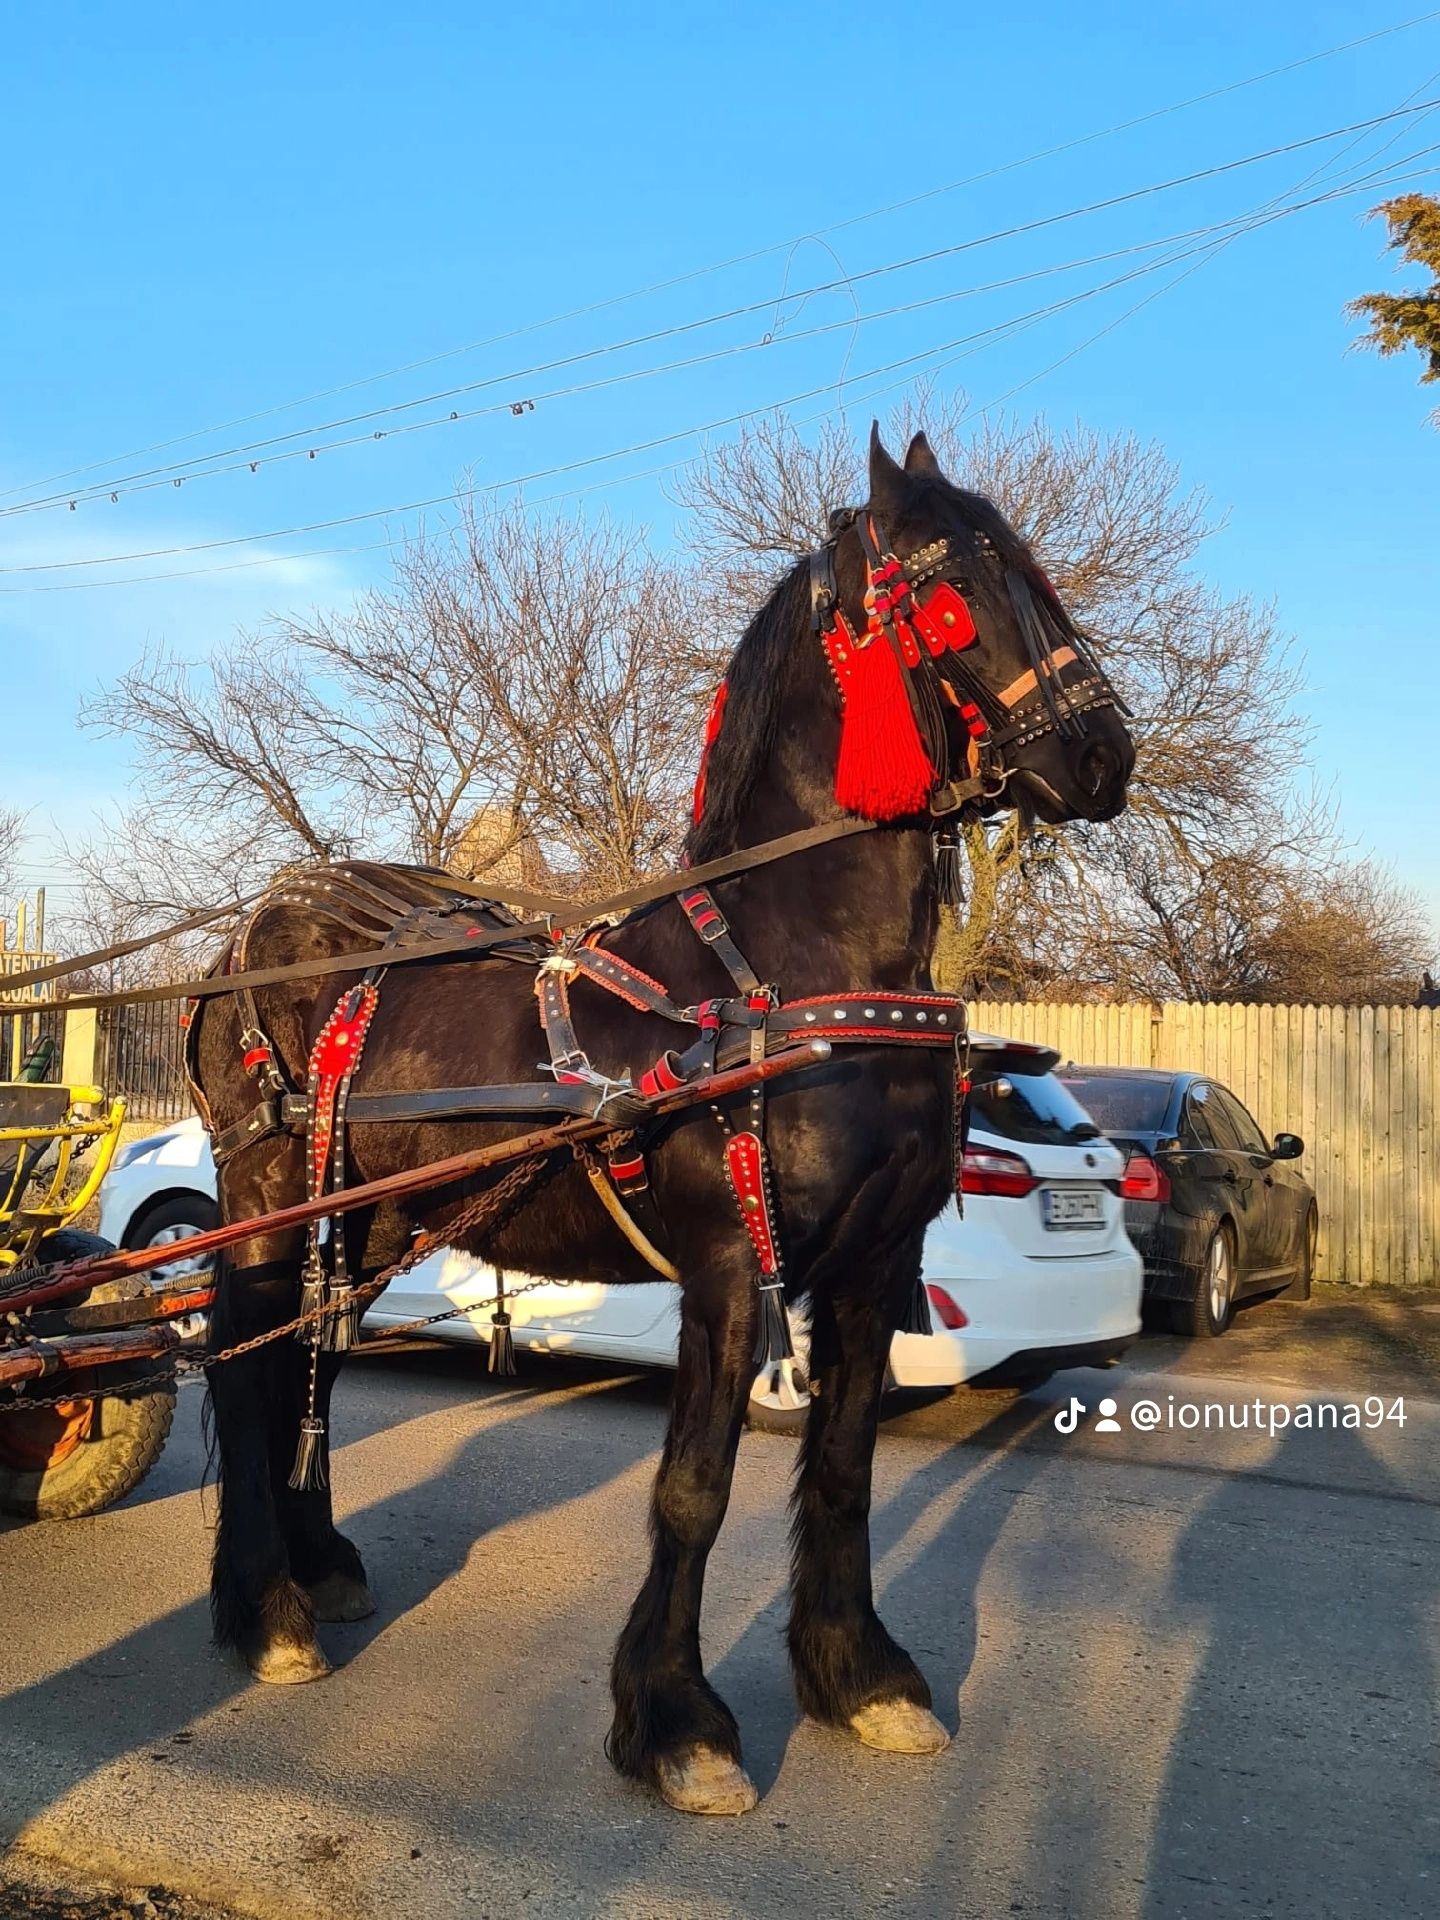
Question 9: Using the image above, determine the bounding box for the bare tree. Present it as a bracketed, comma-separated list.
[0, 807, 22, 907]
[76, 500, 708, 934]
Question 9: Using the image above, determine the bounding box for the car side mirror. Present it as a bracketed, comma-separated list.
[1271, 1132, 1304, 1160]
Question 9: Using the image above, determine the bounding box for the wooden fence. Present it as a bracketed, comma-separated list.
[971, 1002, 1439, 1290]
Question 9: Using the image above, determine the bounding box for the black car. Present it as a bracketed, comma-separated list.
[1056, 1067, 1317, 1338]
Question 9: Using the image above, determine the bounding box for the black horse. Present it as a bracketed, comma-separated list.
[190, 429, 1134, 1815]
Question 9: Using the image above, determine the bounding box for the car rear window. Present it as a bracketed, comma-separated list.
[970, 1071, 1101, 1146]
[1057, 1075, 1173, 1133]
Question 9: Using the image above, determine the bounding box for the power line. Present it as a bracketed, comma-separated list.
[7, 6, 1436, 509]
[18, 172, 1427, 522]
[14, 95, 1440, 518]
[8, 152, 1438, 590]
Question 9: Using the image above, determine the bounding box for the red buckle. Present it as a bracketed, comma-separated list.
[242, 1045, 272, 1073]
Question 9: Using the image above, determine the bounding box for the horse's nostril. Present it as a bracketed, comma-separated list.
[1079, 743, 1115, 796]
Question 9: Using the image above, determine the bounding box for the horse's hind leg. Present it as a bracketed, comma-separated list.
[609, 1252, 760, 1816]
[788, 1233, 949, 1754]
[208, 1141, 331, 1684]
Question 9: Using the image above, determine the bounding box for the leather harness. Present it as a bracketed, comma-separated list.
[185, 507, 1125, 1372]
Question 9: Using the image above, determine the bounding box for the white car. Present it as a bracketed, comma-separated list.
[97, 1038, 1140, 1431]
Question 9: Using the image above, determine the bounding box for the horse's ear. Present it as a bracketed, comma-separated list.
[867, 422, 907, 513]
[904, 431, 944, 478]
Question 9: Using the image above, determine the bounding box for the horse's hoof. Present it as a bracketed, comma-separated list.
[655, 1746, 759, 1816]
[249, 1639, 333, 1686]
[305, 1572, 376, 1623]
[848, 1700, 950, 1754]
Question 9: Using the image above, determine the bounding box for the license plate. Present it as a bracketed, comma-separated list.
[1041, 1187, 1105, 1231]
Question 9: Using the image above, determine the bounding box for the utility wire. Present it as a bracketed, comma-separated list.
[17, 165, 1434, 521]
[8, 93, 1440, 520]
[5, 6, 1435, 508]
[8, 151, 1438, 587]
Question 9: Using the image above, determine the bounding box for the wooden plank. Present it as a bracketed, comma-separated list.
[1328, 1013, 1351, 1282]
[1298, 1005, 1318, 1271]
[1370, 1007, 1391, 1287]
[1421, 1012, 1437, 1288]
[1405, 1013, 1428, 1282]
[1356, 1007, 1375, 1287]
[960, 999, 1438, 1288]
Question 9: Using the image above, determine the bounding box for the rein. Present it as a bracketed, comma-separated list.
[11, 816, 884, 1013]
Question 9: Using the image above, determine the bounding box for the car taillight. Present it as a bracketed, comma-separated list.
[959, 1144, 1038, 1198]
[925, 1284, 968, 1330]
[1120, 1153, 1171, 1202]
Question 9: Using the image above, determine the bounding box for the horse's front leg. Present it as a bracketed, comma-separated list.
[789, 1233, 949, 1754]
[609, 1253, 760, 1816]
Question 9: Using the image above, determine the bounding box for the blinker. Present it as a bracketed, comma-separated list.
[911, 581, 977, 655]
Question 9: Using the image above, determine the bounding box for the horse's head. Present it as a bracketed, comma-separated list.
[814, 426, 1135, 828]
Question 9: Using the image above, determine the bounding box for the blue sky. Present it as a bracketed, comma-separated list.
[2, 2, 1437, 949]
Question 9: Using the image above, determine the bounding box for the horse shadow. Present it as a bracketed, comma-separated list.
[706, 1385, 1075, 1797]
[0, 1346, 662, 1853]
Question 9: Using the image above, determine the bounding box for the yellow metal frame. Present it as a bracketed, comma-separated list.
[0, 1087, 127, 1271]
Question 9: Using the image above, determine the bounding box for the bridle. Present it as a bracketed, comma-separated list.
[808, 507, 1128, 819]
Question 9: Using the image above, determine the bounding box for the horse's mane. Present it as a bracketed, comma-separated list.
[683, 482, 1046, 862]
[684, 557, 811, 863]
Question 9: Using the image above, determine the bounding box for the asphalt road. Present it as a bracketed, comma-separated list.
[2, 1310, 1438, 1920]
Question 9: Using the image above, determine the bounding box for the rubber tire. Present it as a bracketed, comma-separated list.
[0, 1232, 177, 1522]
[1277, 1208, 1316, 1303]
[1168, 1224, 1235, 1339]
[124, 1191, 219, 1261]
[744, 1397, 809, 1437]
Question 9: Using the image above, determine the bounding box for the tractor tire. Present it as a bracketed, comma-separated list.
[0, 1233, 177, 1522]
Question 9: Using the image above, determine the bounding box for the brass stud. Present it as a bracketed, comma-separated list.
[743, 1194, 761, 1214]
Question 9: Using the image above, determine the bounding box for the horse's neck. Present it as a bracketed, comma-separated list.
[682, 588, 940, 993]
[709, 797, 940, 996]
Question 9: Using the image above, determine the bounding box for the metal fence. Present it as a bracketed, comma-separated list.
[973, 1000, 1440, 1290]
[96, 997, 191, 1122]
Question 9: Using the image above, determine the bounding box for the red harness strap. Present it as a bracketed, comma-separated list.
[724, 1131, 781, 1276]
[307, 984, 381, 1195]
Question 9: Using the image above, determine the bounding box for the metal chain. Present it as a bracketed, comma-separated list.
[1, 1155, 559, 1415]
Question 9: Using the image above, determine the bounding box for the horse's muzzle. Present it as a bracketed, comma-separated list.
[1074, 737, 1132, 821]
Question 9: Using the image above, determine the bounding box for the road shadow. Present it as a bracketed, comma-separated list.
[704, 1387, 1069, 1798]
[1138, 1418, 1438, 1917]
[0, 1349, 658, 1852]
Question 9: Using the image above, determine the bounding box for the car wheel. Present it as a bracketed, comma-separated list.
[124, 1194, 219, 1284]
[1278, 1208, 1316, 1302]
[744, 1355, 811, 1437]
[1170, 1225, 1235, 1338]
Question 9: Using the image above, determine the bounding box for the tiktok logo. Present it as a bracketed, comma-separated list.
[1053, 1394, 1123, 1434]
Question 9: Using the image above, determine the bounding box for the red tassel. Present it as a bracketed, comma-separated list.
[823, 619, 935, 819]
